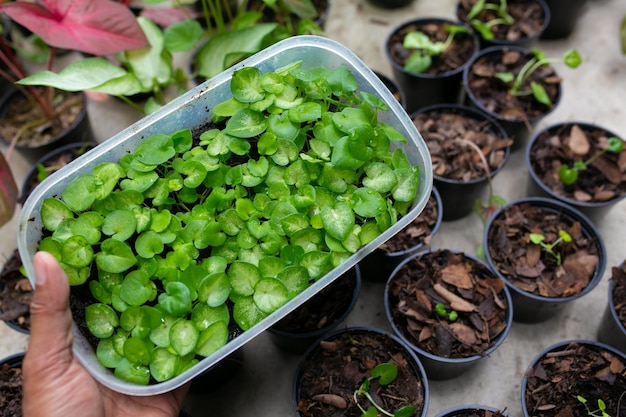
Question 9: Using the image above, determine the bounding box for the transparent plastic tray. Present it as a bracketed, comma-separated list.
[18, 35, 433, 395]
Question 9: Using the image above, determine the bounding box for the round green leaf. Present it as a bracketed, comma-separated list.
[61, 235, 94, 268]
[231, 66, 265, 103]
[41, 198, 74, 232]
[169, 319, 199, 357]
[321, 202, 355, 241]
[233, 296, 266, 331]
[96, 239, 137, 273]
[198, 272, 231, 307]
[195, 321, 228, 357]
[224, 108, 267, 138]
[150, 347, 180, 382]
[119, 270, 154, 306]
[253, 277, 289, 314]
[85, 303, 119, 339]
[102, 209, 137, 241]
[62, 174, 98, 212]
[134, 134, 175, 165]
[228, 261, 262, 296]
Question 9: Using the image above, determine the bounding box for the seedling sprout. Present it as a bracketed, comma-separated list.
[466, 0, 514, 41]
[529, 229, 572, 266]
[354, 363, 417, 417]
[558, 136, 625, 185]
[402, 24, 470, 74]
[577, 396, 611, 417]
[495, 48, 582, 106]
[434, 302, 458, 321]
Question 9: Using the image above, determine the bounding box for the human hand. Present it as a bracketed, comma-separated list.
[22, 251, 189, 417]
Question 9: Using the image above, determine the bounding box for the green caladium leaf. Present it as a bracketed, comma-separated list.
[233, 296, 266, 331]
[253, 277, 289, 314]
[115, 358, 150, 385]
[62, 174, 98, 212]
[86, 303, 119, 339]
[169, 319, 199, 357]
[352, 188, 387, 218]
[371, 362, 398, 385]
[198, 272, 231, 307]
[191, 303, 230, 331]
[224, 108, 267, 138]
[392, 166, 420, 202]
[321, 202, 355, 241]
[299, 251, 333, 280]
[327, 65, 358, 96]
[558, 165, 579, 185]
[135, 230, 165, 258]
[40, 198, 74, 232]
[363, 162, 397, 193]
[150, 347, 180, 382]
[229, 261, 262, 296]
[195, 321, 228, 357]
[96, 239, 137, 273]
[163, 19, 203, 52]
[61, 235, 94, 268]
[120, 270, 155, 307]
[403, 51, 432, 74]
[72, 212, 103, 245]
[231, 66, 265, 103]
[96, 338, 124, 369]
[102, 209, 137, 241]
[276, 265, 310, 297]
[158, 282, 192, 317]
[530, 81, 552, 106]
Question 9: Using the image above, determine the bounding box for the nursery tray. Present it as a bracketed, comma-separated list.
[17, 36, 432, 395]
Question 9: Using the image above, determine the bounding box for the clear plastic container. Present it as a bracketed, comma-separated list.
[17, 35, 433, 395]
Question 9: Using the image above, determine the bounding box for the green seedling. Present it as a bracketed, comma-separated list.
[466, 0, 514, 41]
[494, 48, 582, 106]
[38, 62, 420, 385]
[558, 136, 625, 185]
[402, 24, 470, 74]
[354, 363, 417, 417]
[577, 395, 611, 417]
[529, 229, 572, 265]
[434, 303, 458, 321]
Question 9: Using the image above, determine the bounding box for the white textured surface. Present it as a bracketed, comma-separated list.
[1, 0, 625, 415]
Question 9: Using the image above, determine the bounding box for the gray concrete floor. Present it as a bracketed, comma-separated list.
[1, 0, 626, 416]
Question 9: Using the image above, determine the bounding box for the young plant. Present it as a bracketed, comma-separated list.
[529, 229, 572, 265]
[37, 62, 420, 384]
[577, 395, 611, 417]
[465, 0, 514, 41]
[353, 363, 416, 417]
[0, 0, 150, 227]
[434, 303, 458, 321]
[494, 48, 582, 106]
[558, 136, 625, 185]
[401, 24, 470, 74]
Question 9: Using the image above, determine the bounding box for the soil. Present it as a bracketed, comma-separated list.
[296, 330, 426, 417]
[0, 249, 31, 332]
[466, 48, 560, 121]
[457, 0, 547, 42]
[386, 249, 509, 359]
[271, 267, 358, 333]
[524, 341, 626, 417]
[412, 108, 512, 181]
[610, 261, 626, 329]
[528, 123, 626, 203]
[486, 201, 600, 298]
[387, 19, 477, 75]
[0, 358, 22, 417]
[0, 89, 84, 148]
[19, 142, 95, 204]
[379, 189, 439, 253]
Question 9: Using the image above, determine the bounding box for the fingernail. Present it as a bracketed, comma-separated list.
[34, 252, 48, 286]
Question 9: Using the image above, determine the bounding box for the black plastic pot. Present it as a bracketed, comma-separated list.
[411, 103, 511, 220]
[358, 186, 443, 282]
[597, 264, 626, 353]
[19, 141, 97, 205]
[267, 266, 362, 354]
[0, 88, 94, 163]
[540, 0, 587, 39]
[366, 0, 415, 9]
[386, 17, 479, 114]
[434, 404, 514, 417]
[521, 340, 626, 417]
[293, 326, 429, 417]
[525, 121, 626, 222]
[385, 250, 513, 380]
[0, 351, 24, 414]
[483, 197, 606, 323]
[188, 349, 244, 394]
[456, 0, 550, 48]
[463, 45, 562, 149]
[0, 249, 30, 335]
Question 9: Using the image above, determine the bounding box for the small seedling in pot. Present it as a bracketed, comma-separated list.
[529, 229, 572, 265]
[354, 363, 417, 417]
[434, 303, 458, 322]
[576, 395, 611, 417]
[494, 48, 582, 106]
[402, 24, 470, 74]
[466, 0, 514, 41]
[558, 136, 625, 185]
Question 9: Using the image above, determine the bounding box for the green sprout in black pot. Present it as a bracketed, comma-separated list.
[577, 396, 611, 417]
[529, 229, 572, 266]
[558, 136, 625, 185]
[402, 24, 470, 74]
[434, 302, 458, 322]
[354, 363, 416, 417]
[495, 48, 582, 106]
[466, 0, 514, 41]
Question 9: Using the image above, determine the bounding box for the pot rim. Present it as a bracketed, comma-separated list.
[525, 121, 626, 209]
[384, 249, 514, 364]
[385, 17, 480, 79]
[462, 45, 562, 125]
[292, 325, 430, 417]
[433, 404, 514, 417]
[483, 196, 607, 303]
[411, 103, 512, 185]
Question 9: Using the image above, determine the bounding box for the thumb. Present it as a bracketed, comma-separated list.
[24, 251, 74, 372]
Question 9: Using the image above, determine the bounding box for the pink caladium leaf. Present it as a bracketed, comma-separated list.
[0, 152, 18, 228]
[0, 0, 149, 56]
